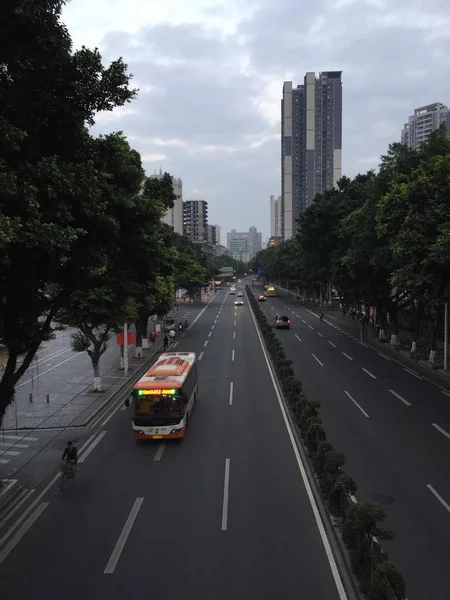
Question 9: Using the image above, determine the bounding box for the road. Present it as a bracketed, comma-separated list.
[256, 285, 450, 600]
[0, 282, 348, 600]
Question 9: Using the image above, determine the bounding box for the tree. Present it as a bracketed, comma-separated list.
[0, 1, 137, 423]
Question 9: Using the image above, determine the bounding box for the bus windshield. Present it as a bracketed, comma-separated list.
[134, 393, 183, 418]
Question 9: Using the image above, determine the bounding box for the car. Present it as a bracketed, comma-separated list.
[258, 295, 266, 302]
[235, 299, 244, 306]
[274, 315, 290, 329]
[229, 290, 236, 295]
[163, 317, 176, 332]
[237, 291, 244, 297]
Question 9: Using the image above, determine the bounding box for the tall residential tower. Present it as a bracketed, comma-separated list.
[401, 103, 450, 149]
[281, 71, 342, 240]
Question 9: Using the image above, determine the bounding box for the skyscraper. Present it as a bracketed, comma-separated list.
[401, 103, 450, 149]
[270, 195, 282, 238]
[281, 72, 343, 240]
[151, 172, 183, 235]
[227, 227, 262, 260]
[183, 200, 208, 243]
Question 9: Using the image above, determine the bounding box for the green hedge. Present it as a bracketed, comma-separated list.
[246, 286, 406, 600]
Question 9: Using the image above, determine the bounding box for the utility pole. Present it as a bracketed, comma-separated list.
[124, 323, 129, 375]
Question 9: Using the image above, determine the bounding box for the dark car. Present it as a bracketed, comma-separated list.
[274, 315, 290, 329]
[258, 295, 266, 302]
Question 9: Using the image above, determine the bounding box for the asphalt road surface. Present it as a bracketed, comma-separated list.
[256, 286, 450, 600]
[0, 283, 347, 600]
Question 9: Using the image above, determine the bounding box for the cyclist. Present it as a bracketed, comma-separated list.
[169, 329, 176, 343]
[183, 320, 189, 331]
[163, 334, 169, 351]
[319, 312, 324, 322]
[178, 322, 183, 335]
[61, 440, 78, 479]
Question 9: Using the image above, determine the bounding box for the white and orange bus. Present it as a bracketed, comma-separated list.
[128, 352, 198, 440]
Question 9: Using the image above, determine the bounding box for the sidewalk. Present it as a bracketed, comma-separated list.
[275, 285, 450, 390]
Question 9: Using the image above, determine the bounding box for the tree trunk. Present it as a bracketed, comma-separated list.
[389, 308, 399, 346]
[90, 346, 102, 391]
[411, 300, 423, 355]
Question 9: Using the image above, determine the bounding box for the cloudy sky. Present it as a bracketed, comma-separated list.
[62, 0, 450, 241]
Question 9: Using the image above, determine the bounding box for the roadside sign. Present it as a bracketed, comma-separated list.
[116, 332, 136, 346]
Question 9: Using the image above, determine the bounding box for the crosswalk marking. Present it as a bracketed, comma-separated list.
[0, 434, 38, 442]
[0, 442, 29, 449]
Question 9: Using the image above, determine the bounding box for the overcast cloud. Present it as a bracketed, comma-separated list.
[63, 0, 450, 241]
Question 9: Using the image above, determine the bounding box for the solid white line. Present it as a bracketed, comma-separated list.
[358, 341, 369, 348]
[0, 489, 35, 532]
[17, 352, 83, 388]
[342, 352, 353, 361]
[389, 389, 411, 406]
[442, 390, 450, 398]
[78, 430, 107, 463]
[345, 390, 370, 418]
[362, 368, 377, 380]
[377, 352, 391, 361]
[431, 423, 450, 441]
[403, 367, 422, 380]
[101, 397, 126, 426]
[0, 442, 29, 449]
[154, 444, 166, 461]
[233, 331, 235, 339]
[229, 382, 234, 406]
[208, 332, 212, 337]
[0, 503, 49, 566]
[198, 352, 204, 361]
[295, 334, 302, 343]
[312, 354, 323, 367]
[328, 341, 336, 348]
[427, 485, 450, 513]
[104, 497, 144, 573]
[172, 341, 179, 348]
[247, 296, 348, 599]
[231, 349, 235, 362]
[309, 325, 314, 330]
[221, 459, 231, 531]
[204, 340, 208, 347]
[0, 435, 38, 442]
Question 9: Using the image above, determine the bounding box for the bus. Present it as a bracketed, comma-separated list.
[214, 280, 222, 290]
[265, 285, 276, 297]
[128, 352, 198, 440]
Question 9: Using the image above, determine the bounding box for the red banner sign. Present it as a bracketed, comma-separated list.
[116, 332, 136, 346]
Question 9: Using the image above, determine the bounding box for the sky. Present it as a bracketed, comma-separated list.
[62, 0, 450, 241]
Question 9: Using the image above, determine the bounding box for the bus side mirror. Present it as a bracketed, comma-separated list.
[124, 397, 130, 408]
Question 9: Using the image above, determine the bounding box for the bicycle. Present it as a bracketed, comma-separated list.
[60, 460, 76, 492]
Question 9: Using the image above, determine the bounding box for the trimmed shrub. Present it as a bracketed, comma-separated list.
[372, 561, 407, 600]
[328, 473, 357, 516]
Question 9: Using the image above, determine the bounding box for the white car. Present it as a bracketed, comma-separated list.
[237, 291, 244, 297]
[235, 299, 244, 306]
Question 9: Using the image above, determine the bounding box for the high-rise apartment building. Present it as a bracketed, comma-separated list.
[281, 71, 343, 240]
[227, 226, 262, 260]
[270, 195, 282, 238]
[401, 103, 450, 149]
[183, 200, 208, 243]
[151, 172, 183, 235]
[207, 224, 218, 245]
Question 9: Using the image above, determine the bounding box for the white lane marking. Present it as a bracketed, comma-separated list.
[427, 485, 450, 514]
[234, 320, 236, 326]
[389, 389, 411, 406]
[0, 442, 29, 449]
[432, 423, 450, 441]
[198, 352, 204, 361]
[247, 299, 348, 599]
[17, 352, 83, 388]
[358, 341, 369, 348]
[78, 430, 107, 463]
[214, 319, 217, 324]
[204, 340, 208, 347]
[317, 332, 324, 338]
[342, 352, 353, 361]
[362, 368, 377, 380]
[231, 349, 235, 362]
[208, 332, 212, 337]
[229, 382, 234, 406]
[377, 352, 391, 361]
[0, 489, 35, 532]
[101, 394, 129, 426]
[312, 354, 323, 367]
[0, 503, 49, 566]
[172, 341, 179, 348]
[233, 331, 236, 339]
[309, 325, 314, 330]
[295, 334, 302, 343]
[221, 459, 231, 531]
[0, 451, 20, 457]
[120, 404, 128, 411]
[211, 325, 215, 330]
[328, 341, 336, 348]
[154, 444, 166, 462]
[104, 497, 144, 573]
[403, 367, 422, 380]
[302, 319, 306, 324]
[442, 390, 450, 398]
[0, 458, 9, 464]
[345, 390, 370, 418]
[0, 435, 38, 442]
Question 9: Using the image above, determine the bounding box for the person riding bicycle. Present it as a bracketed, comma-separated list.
[178, 322, 183, 335]
[62, 440, 78, 478]
[319, 312, 324, 322]
[183, 320, 189, 331]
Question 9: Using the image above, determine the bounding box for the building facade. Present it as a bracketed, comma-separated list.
[183, 200, 208, 243]
[151, 173, 184, 235]
[227, 226, 262, 260]
[281, 71, 343, 240]
[270, 195, 282, 238]
[207, 224, 218, 246]
[401, 103, 450, 149]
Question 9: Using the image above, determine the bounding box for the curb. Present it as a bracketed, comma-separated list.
[246, 288, 361, 600]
